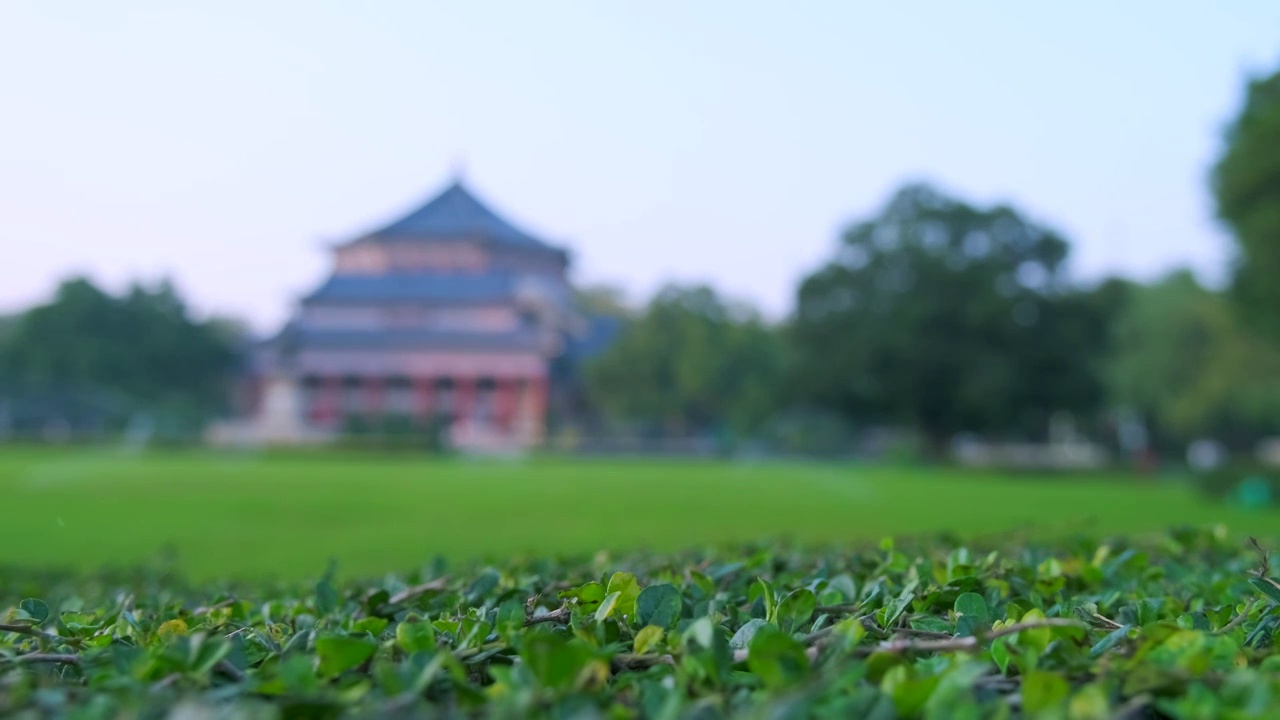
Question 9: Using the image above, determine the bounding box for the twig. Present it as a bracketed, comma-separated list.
[861, 618, 1087, 656]
[608, 618, 1087, 673]
[613, 644, 820, 670]
[815, 603, 863, 616]
[1114, 692, 1154, 720]
[0, 623, 81, 647]
[150, 673, 182, 693]
[192, 599, 237, 615]
[611, 652, 677, 670]
[803, 613, 880, 643]
[3, 653, 82, 667]
[387, 578, 451, 607]
[1089, 612, 1124, 631]
[733, 645, 820, 664]
[358, 578, 453, 618]
[803, 625, 836, 644]
[894, 627, 953, 640]
[973, 674, 1019, 692]
[1253, 574, 1280, 600]
[524, 604, 571, 627]
[1214, 599, 1257, 635]
[454, 641, 507, 661]
[1249, 537, 1271, 578]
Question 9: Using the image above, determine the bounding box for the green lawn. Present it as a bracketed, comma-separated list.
[0, 447, 1273, 579]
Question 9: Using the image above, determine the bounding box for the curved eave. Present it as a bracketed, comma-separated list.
[288, 327, 544, 352]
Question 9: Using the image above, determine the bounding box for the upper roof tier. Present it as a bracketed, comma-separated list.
[347, 180, 562, 254]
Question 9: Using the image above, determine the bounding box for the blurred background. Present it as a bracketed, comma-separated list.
[3, 2, 1280, 574]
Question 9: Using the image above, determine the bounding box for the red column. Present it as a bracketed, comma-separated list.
[455, 376, 475, 425]
[316, 376, 341, 427]
[529, 376, 548, 440]
[494, 378, 516, 430]
[414, 377, 434, 420]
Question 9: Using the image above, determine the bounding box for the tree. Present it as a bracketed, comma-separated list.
[1107, 270, 1280, 450]
[1212, 61, 1280, 340]
[574, 284, 632, 319]
[791, 183, 1110, 449]
[585, 285, 785, 437]
[0, 277, 240, 436]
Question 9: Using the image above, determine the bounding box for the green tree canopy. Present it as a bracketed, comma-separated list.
[1107, 270, 1280, 449]
[574, 284, 632, 319]
[1213, 61, 1280, 340]
[791, 183, 1111, 447]
[0, 277, 240, 434]
[585, 285, 785, 436]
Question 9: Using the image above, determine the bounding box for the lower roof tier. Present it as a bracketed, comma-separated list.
[279, 325, 544, 352]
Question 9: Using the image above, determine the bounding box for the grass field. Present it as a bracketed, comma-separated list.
[1, 446, 1275, 579]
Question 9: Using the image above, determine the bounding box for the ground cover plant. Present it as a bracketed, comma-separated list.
[5, 526, 1280, 718]
[3, 448, 1278, 577]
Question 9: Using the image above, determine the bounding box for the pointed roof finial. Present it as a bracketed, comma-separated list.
[450, 155, 467, 185]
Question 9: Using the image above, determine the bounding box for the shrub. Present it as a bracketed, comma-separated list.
[3, 528, 1280, 716]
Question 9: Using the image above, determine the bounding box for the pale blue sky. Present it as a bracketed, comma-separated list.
[2, 1, 1278, 331]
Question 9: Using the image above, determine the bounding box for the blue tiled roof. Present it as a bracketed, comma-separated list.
[283, 324, 543, 351]
[361, 181, 559, 252]
[303, 273, 518, 304]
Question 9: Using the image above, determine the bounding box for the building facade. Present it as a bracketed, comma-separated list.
[230, 179, 599, 450]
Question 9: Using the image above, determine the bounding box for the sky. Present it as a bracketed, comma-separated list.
[2, 2, 1279, 332]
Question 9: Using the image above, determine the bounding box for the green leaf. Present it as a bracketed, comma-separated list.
[18, 598, 50, 625]
[636, 584, 682, 629]
[407, 651, 449, 695]
[1246, 613, 1279, 648]
[1015, 609, 1052, 655]
[832, 615, 868, 647]
[315, 635, 377, 677]
[750, 578, 778, 623]
[990, 637, 1012, 675]
[633, 625, 664, 654]
[559, 580, 606, 611]
[396, 619, 437, 654]
[352, 617, 388, 636]
[879, 582, 917, 629]
[315, 579, 339, 615]
[1068, 683, 1112, 720]
[684, 616, 717, 649]
[595, 591, 621, 623]
[954, 592, 988, 621]
[190, 635, 232, 675]
[730, 618, 770, 650]
[954, 592, 989, 637]
[496, 599, 526, 638]
[884, 667, 941, 718]
[520, 630, 593, 690]
[1090, 625, 1131, 658]
[776, 588, 816, 635]
[746, 624, 810, 689]
[1021, 671, 1069, 715]
[1249, 576, 1280, 606]
[464, 570, 501, 605]
[606, 573, 641, 619]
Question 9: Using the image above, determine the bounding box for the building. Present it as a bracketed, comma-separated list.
[221, 178, 611, 451]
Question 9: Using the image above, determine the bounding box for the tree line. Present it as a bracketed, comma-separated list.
[584, 58, 1280, 458]
[3, 58, 1279, 455]
[582, 185, 1277, 457]
[0, 279, 241, 440]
